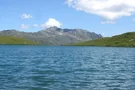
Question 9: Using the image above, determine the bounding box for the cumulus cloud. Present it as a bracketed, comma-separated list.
[20, 24, 30, 29]
[41, 18, 62, 29]
[20, 14, 32, 19]
[101, 20, 116, 24]
[66, 0, 135, 21]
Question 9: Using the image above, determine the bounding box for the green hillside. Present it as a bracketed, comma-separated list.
[68, 32, 135, 47]
[0, 36, 40, 45]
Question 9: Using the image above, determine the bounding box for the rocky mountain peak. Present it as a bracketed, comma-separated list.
[0, 28, 102, 45]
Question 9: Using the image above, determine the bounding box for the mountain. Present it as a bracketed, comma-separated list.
[69, 32, 135, 47]
[0, 36, 39, 45]
[0, 27, 102, 45]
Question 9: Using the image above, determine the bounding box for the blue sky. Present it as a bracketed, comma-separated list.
[0, 0, 135, 36]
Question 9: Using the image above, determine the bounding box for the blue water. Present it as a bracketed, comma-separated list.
[0, 46, 135, 90]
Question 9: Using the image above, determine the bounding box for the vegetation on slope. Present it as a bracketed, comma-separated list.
[69, 32, 135, 47]
[0, 28, 102, 45]
[0, 36, 40, 45]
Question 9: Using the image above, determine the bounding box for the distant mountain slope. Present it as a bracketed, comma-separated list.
[0, 27, 102, 45]
[69, 32, 135, 47]
[0, 36, 39, 45]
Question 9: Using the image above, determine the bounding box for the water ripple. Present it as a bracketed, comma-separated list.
[0, 46, 135, 90]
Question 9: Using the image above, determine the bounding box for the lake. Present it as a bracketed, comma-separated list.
[0, 46, 135, 90]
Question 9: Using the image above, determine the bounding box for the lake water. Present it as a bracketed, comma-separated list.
[0, 46, 135, 90]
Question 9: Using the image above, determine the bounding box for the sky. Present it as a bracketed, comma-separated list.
[1, 0, 135, 36]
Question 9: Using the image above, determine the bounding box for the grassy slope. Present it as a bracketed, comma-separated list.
[69, 32, 135, 47]
[0, 36, 40, 45]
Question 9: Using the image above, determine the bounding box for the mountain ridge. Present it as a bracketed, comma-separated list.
[68, 32, 135, 47]
[0, 36, 39, 45]
[0, 27, 102, 45]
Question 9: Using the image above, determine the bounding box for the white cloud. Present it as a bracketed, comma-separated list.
[101, 20, 116, 24]
[101, 33, 105, 36]
[41, 18, 62, 29]
[20, 24, 29, 29]
[20, 14, 32, 19]
[66, 0, 135, 21]
[33, 24, 39, 28]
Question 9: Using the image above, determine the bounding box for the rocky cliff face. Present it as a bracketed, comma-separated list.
[0, 27, 102, 45]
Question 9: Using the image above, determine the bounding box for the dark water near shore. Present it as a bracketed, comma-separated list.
[0, 46, 135, 90]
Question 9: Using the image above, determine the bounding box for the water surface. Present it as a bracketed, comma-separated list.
[0, 46, 135, 90]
